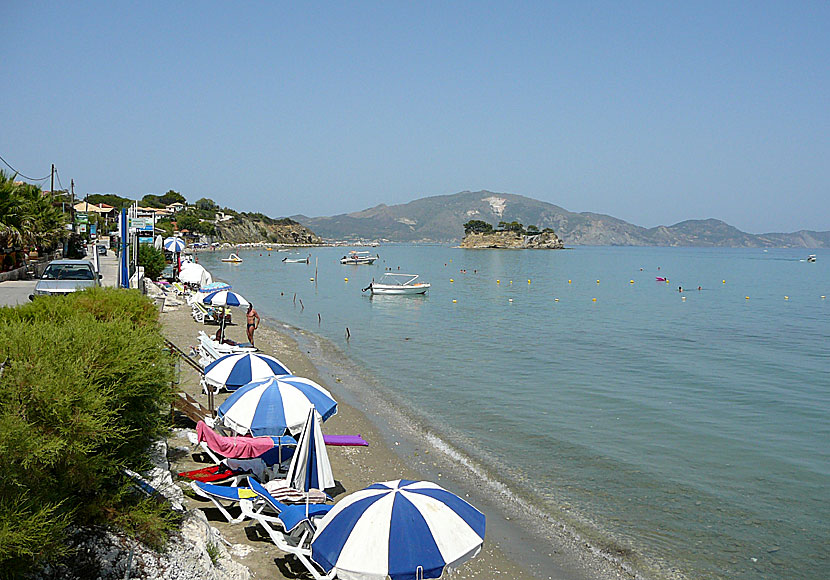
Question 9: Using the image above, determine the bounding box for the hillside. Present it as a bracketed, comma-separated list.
[214, 214, 321, 245]
[294, 191, 829, 247]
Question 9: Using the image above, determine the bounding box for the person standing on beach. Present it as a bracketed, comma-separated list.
[246, 303, 260, 346]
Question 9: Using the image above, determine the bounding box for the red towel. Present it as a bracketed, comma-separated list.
[196, 420, 278, 459]
[177, 465, 235, 482]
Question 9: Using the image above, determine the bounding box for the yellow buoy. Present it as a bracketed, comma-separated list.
[822, 296, 826, 300]
[630, 280, 634, 284]
[528, 279, 531, 284]
[310, 278, 315, 282]
[450, 279, 454, 283]
[723, 280, 726, 284]
[745, 296, 750, 300]
[452, 299, 457, 303]
[554, 298, 559, 302]
[344, 277, 348, 282]
[509, 280, 513, 285]
[568, 279, 572, 284]
[596, 280, 600, 284]
[592, 297, 597, 302]
[496, 279, 500, 284]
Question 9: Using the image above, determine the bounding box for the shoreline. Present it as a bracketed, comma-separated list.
[162, 273, 648, 580]
[160, 305, 540, 579]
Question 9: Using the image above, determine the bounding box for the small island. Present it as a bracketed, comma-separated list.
[460, 220, 564, 249]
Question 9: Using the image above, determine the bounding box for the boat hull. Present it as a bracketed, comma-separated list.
[341, 257, 378, 265]
[370, 283, 430, 295]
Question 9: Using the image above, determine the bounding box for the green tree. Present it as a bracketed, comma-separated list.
[194, 197, 219, 211]
[159, 190, 186, 206]
[174, 213, 200, 232]
[0, 170, 67, 253]
[497, 221, 524, 233]
[141, 194, 165, 208]
[463, 220, 493, 234]
[138, 244, 166, 280]
[87, 193, 134, 210]
[527, 225, 539, 233]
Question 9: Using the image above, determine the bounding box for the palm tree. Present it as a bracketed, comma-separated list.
[0, 170, 67, 253]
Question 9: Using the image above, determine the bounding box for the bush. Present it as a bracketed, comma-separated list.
[138, 244, 167, 280]
[463, 220, 493, 234]
[0, 288, 174, 575]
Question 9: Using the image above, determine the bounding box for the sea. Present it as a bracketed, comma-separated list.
[199, 245, 829, 579]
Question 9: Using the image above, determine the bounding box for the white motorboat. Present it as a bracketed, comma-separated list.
[282, 255, 310, 263]
[221, 253, 243, 263]
[807, 254, 816, 262]
[340, 251, 379, 265]
[363, 273, 430, 295]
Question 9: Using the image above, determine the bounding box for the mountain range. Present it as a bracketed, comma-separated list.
[293, 191, 829, 248]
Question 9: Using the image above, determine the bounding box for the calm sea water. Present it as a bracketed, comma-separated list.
[200, 245, 829, 579]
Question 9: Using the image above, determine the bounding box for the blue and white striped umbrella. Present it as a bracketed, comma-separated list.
[204, 353, 291, 392]
[286, 408, 334, 492]
[311, 480, 486, 580]
[202, 289, 250, 308]
[163, 237, 186, 252]
[216, 375, 337, 436]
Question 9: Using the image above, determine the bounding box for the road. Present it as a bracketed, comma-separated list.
[0, 247, 121, 307]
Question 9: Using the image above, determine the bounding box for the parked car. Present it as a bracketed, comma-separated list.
[97, 245, 108, 255]
[29, 259, 102, 299]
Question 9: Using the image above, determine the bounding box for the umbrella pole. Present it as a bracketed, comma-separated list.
[220, 308, 226, 343]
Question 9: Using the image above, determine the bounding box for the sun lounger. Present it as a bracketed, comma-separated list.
[239, 476, 334, 578]
[190, 480, 261, 523]
[178, 465, 237, 483]
[197, 331, 256, 368]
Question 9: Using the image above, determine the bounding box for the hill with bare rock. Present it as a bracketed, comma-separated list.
[215, 214, 321, 245]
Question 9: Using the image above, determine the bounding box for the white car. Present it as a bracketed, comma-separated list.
[30, 259, 102, 299]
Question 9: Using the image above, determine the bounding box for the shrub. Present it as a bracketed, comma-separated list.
[0, 288, 174, 575]
[138, 244, 167, 280]
[463, 220, 493, 234]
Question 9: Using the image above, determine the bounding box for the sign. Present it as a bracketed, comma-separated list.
[138, 236, 154, 245]
[76, 212, 89, 224]
[129, 217, 154, 231]
[90, 224, 97, 235]
[79, 224, 87, 233]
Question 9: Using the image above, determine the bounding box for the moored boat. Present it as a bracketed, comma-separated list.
[340, 251, 379, 265]
[807, 254, 816, 262]
[363, 273, 430, 295]
[282, 255, 310, 263]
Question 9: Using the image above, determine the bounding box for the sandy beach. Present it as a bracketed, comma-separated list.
[161, 304, 540, 579]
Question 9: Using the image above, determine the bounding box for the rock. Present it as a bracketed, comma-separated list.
[459, 230, 564, 249]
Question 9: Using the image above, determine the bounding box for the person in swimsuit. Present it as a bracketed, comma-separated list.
[246, 303, 260, 346]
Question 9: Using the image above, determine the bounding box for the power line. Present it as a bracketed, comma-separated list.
[0, 154, 52, 182]
[54, 169, 64, 192]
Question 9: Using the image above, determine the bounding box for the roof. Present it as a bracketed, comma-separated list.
[46, 259, 96, 266]
[74, 202, 115, 214]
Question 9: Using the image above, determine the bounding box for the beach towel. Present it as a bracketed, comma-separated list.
[196, 420, 283, 459]
[323, 434, 369, 447]
[178, 465, 236, 482]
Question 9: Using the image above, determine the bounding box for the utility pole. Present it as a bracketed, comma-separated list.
[71, 179, 76, 233]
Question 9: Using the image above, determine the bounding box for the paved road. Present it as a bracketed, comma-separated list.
[0, 247, 122, 307]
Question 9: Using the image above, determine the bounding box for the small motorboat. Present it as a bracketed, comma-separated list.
[282, 255, 310, 264]
[221, 253, 243, 263]
[340, 251, 379, 265]
[807, 254, 816, 263]
[363, 273, 430, 295]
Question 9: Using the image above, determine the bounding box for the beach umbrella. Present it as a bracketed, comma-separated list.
[179, 261, 208, 284]
[310, 480, 486, 580]
[204, 353, 291, 392]
[285, 408, 334, 492]
[200, 281, 231, 293]
[203, 289, 250, 308]
[163, 237, 186, 252]
[216, 375, 337, 436]
[154, 235, 163, 250]
[202, 289, 250, 341]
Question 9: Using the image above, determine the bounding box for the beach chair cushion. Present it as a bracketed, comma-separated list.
[247, 476, 332, 532]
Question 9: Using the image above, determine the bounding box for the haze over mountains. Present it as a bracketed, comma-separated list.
[294, 191, 828, 248]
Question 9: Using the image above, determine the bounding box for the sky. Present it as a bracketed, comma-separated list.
[2, 1, 828, 233]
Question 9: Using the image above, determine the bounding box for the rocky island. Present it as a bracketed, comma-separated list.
[459, 219, 564, 249]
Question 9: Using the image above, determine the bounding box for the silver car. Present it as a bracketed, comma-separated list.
[30, 259, 102, 299]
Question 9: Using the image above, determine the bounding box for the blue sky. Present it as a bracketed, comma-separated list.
[2, 1, 828, 233]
